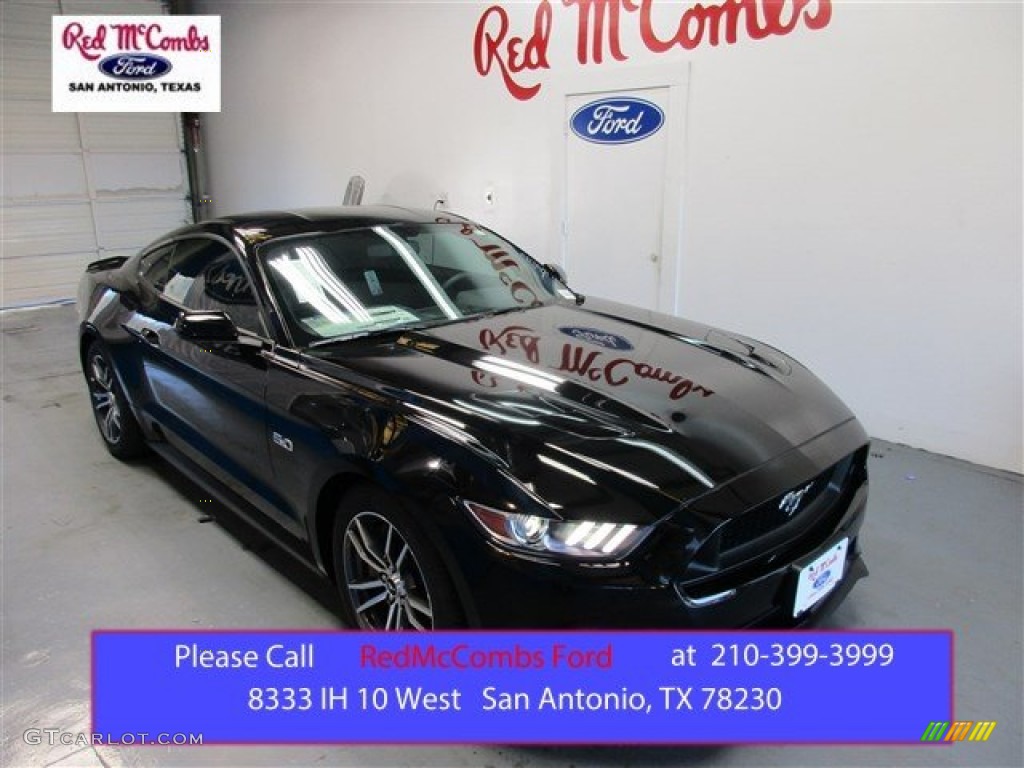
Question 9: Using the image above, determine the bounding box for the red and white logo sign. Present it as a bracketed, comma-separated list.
[52, 16, 220, 112]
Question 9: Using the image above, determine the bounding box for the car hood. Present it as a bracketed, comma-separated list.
[308, 299, 862, 523]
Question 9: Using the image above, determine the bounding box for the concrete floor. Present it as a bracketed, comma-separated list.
[1, 303, 1021, 768]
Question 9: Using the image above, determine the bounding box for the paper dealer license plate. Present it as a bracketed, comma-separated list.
[793, 538, 848, 616]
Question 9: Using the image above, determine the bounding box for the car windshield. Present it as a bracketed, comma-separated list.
[260, 222, 568, 346]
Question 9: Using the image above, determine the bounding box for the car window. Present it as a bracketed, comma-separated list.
[162, 238, 266, 336]
[260, 222, 564, 346]
[139, 243, 175, 291]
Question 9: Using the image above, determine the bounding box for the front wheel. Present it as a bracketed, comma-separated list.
[332, 486, 462, 630]
[85, 339, 147, 460]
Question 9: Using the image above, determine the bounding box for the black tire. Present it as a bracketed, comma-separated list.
[84, 339, 147, 460]
[332, 485, 463, 630]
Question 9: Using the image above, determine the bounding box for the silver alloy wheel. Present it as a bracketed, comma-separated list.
[89, 353, 122, 445]
[342, 511, 434, 630]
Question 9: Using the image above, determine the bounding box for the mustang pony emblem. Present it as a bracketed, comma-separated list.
[779, 482, 814, 516]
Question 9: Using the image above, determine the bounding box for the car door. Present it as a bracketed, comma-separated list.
[128, 235, 284, 520]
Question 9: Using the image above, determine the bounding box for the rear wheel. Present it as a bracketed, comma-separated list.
[85, 340, 147, 460]
[332, 486, 462, 630]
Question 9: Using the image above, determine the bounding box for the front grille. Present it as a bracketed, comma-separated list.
[719, 467, 834, 552]
[675, 447, 868, 600]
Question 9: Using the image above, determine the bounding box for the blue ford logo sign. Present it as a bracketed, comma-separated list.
[559, 326, 634, 351]
[98, 54, 173, 80]
[813, 570, 832, 590]
[570, 97, 664, 145]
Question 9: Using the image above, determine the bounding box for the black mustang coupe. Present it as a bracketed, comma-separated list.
[78, 207, 869, 630]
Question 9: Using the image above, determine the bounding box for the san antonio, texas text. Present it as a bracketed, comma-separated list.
[68, 82, 201, 93]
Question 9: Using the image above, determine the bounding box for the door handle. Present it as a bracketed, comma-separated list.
[140, 328, 160, 346]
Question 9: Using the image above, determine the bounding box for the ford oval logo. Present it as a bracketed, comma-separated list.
[203, 259, 254, 305]
[98, 53, 172, 80]
[570, 97, 664, 145]
[812, 570, 832, 590]
[559, 326, 634, 351]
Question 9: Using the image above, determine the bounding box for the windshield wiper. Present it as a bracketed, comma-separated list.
[306, 317, 464, 349]
[482, 305, 527, 317]
[469, 304, 539, 321]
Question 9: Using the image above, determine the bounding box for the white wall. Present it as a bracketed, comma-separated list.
[195, 0, 1023, 473]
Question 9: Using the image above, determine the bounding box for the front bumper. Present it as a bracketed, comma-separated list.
[459, 487, 867, 628]
[444, 437, 870, 629]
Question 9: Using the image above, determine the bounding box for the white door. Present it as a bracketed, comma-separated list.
[0, 0, 192, 308]
[564, 87, 670, 309]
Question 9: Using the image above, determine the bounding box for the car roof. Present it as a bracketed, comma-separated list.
[155, 206, 475, 249]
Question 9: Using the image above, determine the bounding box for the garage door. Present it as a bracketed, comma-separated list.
[1, 0, 192, 308]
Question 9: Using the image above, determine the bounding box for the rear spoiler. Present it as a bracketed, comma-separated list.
[86, 255, 129, 273]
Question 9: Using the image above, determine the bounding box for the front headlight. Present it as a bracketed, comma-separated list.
[464, 501, 651, 560]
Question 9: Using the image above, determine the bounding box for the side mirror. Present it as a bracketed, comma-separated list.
[544, 262, 585, 305]
[544, 263, 568, 284]
[174, 310, 239, 342]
